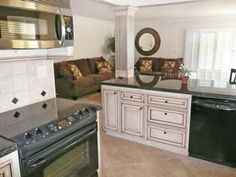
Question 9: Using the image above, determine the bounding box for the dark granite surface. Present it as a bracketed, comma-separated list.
[102, 74, 236, 100]
[0, 137, 17, 158]
[0, 98, 101, 140]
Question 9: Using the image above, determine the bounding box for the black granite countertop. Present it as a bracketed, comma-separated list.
[102, 75, 236, 100]
[0, 137, 17, 158]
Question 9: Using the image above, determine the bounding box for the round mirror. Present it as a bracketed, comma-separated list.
[139, 33, 155, 51]
[135, 28, 161, 56]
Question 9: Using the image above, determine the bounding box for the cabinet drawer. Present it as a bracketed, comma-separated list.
[148, 107, 187, 128]
[147, 126, 186, 147]
[148, 95, 188, 109]
[121, 92, 144, 103]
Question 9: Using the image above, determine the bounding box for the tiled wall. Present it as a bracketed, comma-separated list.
[0, 59, 56, 113]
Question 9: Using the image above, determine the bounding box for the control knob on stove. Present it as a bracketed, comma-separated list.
[48, 124, 58, 132]
[35, 128, 43, 136]
[68, 116, 75, 122]
[24, 132, 33, 141]
[83, 107, 90, 113]
[75, 110, 84, 118]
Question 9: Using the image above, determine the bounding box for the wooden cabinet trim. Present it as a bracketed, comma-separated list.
[148, 95, 188, 109]
[148, 107, 187, 128]
[121, 102, 144, 137]
[121, 91, 145, 103]
[147, 125, 186, 148]
[0, 160, 14, 177]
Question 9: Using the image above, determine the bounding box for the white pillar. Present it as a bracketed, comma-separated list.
[113, 6, 137, 78]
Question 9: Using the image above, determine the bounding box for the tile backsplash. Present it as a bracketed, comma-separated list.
[0, 59, 56, 113]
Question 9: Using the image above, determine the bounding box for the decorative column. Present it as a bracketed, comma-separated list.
[113, 6, 137, 78]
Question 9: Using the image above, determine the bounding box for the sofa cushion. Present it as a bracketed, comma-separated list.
[73, 76, 95, 87]
[88, 56, 104, 74]
[56, 61, 74, 78]
[89, 73, 114, 84]
[75, 59, 91, 75]
[135, 57, 164, 72]
[68, 64, 83, 80]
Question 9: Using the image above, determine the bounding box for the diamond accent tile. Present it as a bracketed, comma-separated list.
[42, 103, 48, 109]
[13, 111, 20, 118]
[41, 91, 46, 97]
[12, 97, 19, 104]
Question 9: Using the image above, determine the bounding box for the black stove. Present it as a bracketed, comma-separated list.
[0, 98, 99, 177]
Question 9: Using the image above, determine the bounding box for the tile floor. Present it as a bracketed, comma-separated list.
[76, 92, 236, 177]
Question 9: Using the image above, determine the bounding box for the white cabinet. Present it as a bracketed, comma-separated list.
[0, 151, 21, 177]
[121, 103, 144, 137]
[0, 161, 12, 177]
[102, 88, 118, 131]
[102, 85, 192, 156]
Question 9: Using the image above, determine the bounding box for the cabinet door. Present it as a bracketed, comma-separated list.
[103, 89, 118, 131]
[121, 103, 144, 137]
[0, 161, 13, 177]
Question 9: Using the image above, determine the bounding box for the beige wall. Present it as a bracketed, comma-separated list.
[73, 16, 115, 59]
[135, 16, 236, 60]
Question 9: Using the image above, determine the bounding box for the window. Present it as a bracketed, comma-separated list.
[184, 29, 236, 83]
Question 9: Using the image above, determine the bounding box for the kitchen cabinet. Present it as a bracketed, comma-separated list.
[102, 88, 118, 131]
[0, 161, 12, 177]
[0, 151, 21, 177]
[121, 102, 144, 137]
[102, 85, 192, 155]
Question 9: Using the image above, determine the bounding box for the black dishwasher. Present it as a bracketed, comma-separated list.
[189, 96, 236, 167]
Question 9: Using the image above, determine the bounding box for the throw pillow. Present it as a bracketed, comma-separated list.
[96, 60, 113, 74]
[163, 60, 176, 70]
[140, 60, 152, 72]
[68, 64, 83, 80]
[161, 59, 182, 79]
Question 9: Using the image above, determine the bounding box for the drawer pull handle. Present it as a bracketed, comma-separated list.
[165, 100, 168, 103]
[164, 112, 167, 115]
[164, 132, 167, 134]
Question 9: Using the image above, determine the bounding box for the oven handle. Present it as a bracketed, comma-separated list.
[28, 127, 97, 168]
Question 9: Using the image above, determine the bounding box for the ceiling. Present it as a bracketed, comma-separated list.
[71, 0, 236, 21]
[92, 0, 197, 7]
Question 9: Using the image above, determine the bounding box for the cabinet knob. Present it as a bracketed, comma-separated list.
[164, 112, 167, 115]
[140, 107, 143, 110]
[114, 92, 117, 95]
[164, 132, 167, 134]
[130, 96, 133, 98]
[165, 100, 168, 103]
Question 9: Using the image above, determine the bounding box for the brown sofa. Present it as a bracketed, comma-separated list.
[134, 57, 183, 79]
[54, 56, 115, 99]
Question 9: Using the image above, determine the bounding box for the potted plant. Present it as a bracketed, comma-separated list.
[107, 36, 115, 66]
[179, 64, 191, 85]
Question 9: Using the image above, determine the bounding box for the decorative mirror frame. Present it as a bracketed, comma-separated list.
[135, 28, 161, 56]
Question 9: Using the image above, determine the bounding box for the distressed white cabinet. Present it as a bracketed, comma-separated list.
[0, 151, 21, 177]
[121, 103, 144, 137]
[102, 88, 118, 131]
[102, 85, 192, 155]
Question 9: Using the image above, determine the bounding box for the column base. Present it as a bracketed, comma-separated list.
[116, 69, 134, 78]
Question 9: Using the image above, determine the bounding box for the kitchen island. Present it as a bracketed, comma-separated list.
[101, 74, 236, 166]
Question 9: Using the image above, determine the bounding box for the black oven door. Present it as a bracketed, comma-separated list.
[21, 123, 98, 177]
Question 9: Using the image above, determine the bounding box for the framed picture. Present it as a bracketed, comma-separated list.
[229, 68, 236, 84]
